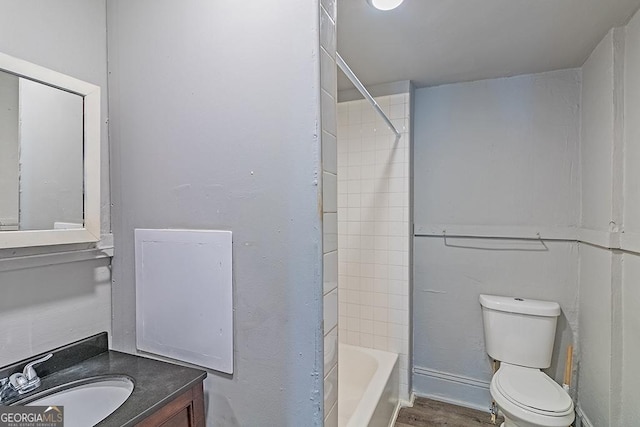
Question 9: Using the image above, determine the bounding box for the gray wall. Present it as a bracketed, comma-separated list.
[0, 0, 111, 365]
[107, 1, 324, 425]
[577, 29, 622, 427]
[621, 11, 640, 426]
[0, 72, 19, 229]
[578, 14, 640, 426]
[412, 69, 581, 409]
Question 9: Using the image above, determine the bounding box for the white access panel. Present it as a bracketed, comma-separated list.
[134, 229, 233, 374]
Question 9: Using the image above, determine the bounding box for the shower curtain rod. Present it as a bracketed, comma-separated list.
[336, 53, 402, 139]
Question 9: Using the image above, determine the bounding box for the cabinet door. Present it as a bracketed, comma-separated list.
[136, 382, 205, 427]
[159, 406, 191, 427]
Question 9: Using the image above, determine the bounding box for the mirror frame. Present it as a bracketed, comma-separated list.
[0, 52, 100, 249]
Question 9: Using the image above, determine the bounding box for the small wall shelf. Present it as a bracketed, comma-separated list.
[0, 234, 113, 273]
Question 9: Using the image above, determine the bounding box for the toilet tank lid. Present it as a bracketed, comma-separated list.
[479, 294, 561, 317]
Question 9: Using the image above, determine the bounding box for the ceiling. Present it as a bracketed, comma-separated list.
[337, 0, 640, 90]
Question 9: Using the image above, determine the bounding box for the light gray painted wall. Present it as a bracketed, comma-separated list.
[577, 29, 624, 427]
[578, 244, 616, 426]
[107, 1, 324, 425]
[621, 253, 640, 427]
[414, 70, 581, 229]
[578, 244, 620, 426]
[412, 70, 581, 409]
[0, 260, 112, 366]
[625, 9, 640, 233]
[622, 10, 640, 427]
[581, 32, 617, 233]
[0, 0, 111, 365]
[0, 72, 19, 229]
[577, 9, 640, 427]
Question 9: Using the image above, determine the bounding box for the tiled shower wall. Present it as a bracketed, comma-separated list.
[320, 1, 338, 426]
[337, 93, 411, 400]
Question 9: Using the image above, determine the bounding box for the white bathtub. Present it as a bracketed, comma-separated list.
[338, 344, 399, 427]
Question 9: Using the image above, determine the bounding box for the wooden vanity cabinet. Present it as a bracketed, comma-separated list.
[135, 381, 205, 427]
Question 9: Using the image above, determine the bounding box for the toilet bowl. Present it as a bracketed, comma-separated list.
[490, 363, 574, 427]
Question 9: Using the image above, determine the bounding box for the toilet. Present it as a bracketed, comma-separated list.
[479, 294, 575, 427]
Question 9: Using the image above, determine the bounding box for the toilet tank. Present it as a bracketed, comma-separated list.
[479, 294, 561, 368]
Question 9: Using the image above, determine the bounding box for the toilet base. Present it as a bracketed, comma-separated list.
[500, 414, 571, 427]
[504, 417, 518, 427]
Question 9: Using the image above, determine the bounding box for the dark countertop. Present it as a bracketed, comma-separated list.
[1, 332, 207, 427]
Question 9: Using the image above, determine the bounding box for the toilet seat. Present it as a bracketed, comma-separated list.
[493, 364, 573, 417]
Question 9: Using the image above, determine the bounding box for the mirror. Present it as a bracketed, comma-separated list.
[0, 52, 100, 249]
[0, 71, 84, 232]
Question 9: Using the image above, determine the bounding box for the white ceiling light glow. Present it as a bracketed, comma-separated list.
[367, 0, 404, 11]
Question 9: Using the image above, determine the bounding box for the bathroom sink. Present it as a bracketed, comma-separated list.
[24, 377, 134, 427]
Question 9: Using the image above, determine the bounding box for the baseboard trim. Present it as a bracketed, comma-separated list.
[388, 402, 402, 427]
[404, 392, 416, 408]
[413, 392, 490, 413]
[412, 367, 491, 412]
[413, 366, 490, 390]
[390, 391, 415, 427]
[575, 405, 594, 427]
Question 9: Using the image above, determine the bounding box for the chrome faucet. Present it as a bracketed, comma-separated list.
[0, 353, 52, 404]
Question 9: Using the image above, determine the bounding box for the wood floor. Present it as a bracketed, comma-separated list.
[395, 397, 504, 427]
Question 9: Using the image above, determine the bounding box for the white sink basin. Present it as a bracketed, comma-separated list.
[26, 377, 134, 427]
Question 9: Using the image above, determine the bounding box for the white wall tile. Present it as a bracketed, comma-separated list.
[337, 101, 348, 120]
[323, 172, 337, 213]
[390, 103, 405, 119]
[324, 251, 338, 295]
[374, 335, 388, 351]
[389, 94, 405, 105]
[337, 93, 411, 399]
[321, 89, 336, 136]
[324, 364, 338, 418]
[324, 289, 338, 333]
[321, 16, 338, 415]
[389, 308, 405, 325]
[360, 333, 374, 347]
[325, 400, 338, 427]
[360, 319, 373, 334]
[348, 101, 363, 124]
[337, 193, 347, 208]
[323, 213, 337, 253]
[324, 326, 338, 374]
[321, 0, 336, 25]
[347, 303, 360, 318]
[362, 106, 376, 124]
[319, 7, 335, 58]
[320, 47, 336, 96]
[347, 316, 360, 333]
[361, 305, 373, 320]
[322, 131, 337, 175]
